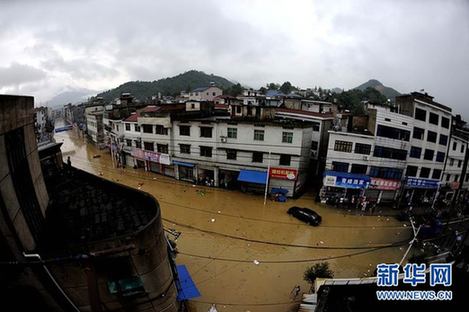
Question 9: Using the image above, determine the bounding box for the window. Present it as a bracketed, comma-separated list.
[453, 142, 457, 151]
[332, 161, 349, 172]
[142, 124, 153, 133]
[279, 154, 291, 166]
[385, 118, 391, 122]
[432, 169, 442, 180]
[376, 124, 410, 141]
[354, 143, 371, 155]
[282, 132, 293, 143]
[134, 124, 140, 132]
[429, 112, 439, 125]
[427, 131, 437, 143]
[135, 140, 142, 149]
[413, 127, 424, 140]
[373, 146, 407, 160]
[312, 122, 320, 131]
[424, 149, 434, 161]
[415, 108, 426, 121]
[351, 164, 367, 174]
[311, 141, 319, 150]
[439, 134, 448, 146]
[200, 146, 212, 157]
[180, 144, 191, 154]
[227, 128, 237, 139]
[125, 123, 131, 131]
[420, 167, 430, 178]
[226, 149, 237, 160]
[446, 174, 451, 182]
[236, 106, 242, 114]
[454, 175, 459, 182]
[200, 127, 213, 138]
[466, 174, 469, 182]
[410, 146, 422, 158]
[254, 130, 264, 141]
[441, 117, 450, 129]
[450, 158, 454, 166]
[252, 152, 263, 163]
[179, 125, 190, 136]
[369, 166, 403, 179]
[155, 125, 168, 135]
[334, 140, 353, 153]
[116, 125, 119, 132]
[126, 139, 132, 147]
[458, 160, 462, 168]
[143, 141, 154, 151]
[157, 144, 168, 154]
[461, 144, 465, 153]
[436, 152, 445, 162]
[406, 165, 418, 177]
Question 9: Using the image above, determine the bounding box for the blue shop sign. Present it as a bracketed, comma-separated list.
[323, 170, 370, 189]
[406, 177, 439, 189]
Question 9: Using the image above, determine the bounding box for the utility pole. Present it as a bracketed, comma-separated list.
[264, 150, 271, 206]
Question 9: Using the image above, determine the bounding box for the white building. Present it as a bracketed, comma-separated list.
[189, 86, 223, 101]
[121, 104, 313, 197]
[321, 92, 453, 206]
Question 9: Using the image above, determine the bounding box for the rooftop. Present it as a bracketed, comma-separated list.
[42, 167, 159, 249]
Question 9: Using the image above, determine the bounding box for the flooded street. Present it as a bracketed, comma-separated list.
[55, 124, 411, 312]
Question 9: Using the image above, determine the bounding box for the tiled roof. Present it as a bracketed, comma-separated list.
[276, 108, 334, 118]
[124, 113, 138, 122]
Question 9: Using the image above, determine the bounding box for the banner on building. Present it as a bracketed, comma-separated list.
[369, 178, 401, 191]
[406, 177, 439, 189]
[323, 170, 370, 189]
[269, 167, 298, 180]
[131, 148, 171, 165]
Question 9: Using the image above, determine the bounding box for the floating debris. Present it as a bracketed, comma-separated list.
[253, 260, 260, 265]
[210, 218, 215, 223]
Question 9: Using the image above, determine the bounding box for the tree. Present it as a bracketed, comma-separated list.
[304, 262, 334, 292]
[225, 83, 243, 96]
[266, 82, 280, 90]
[259, 86, 267, 94]
[280, 81, 293, 94]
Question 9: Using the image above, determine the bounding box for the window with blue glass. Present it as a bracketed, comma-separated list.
[409, 146, 422, 158]
[439, 134, 448, 146]
[376, 125, 410, 141]
[332, 161, 349, 172]
[369, 166, 403, 179]
[373, 145, 407, 160]
[436, 151, 445, 162]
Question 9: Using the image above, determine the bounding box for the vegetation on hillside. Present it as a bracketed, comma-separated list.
[95, 70, 234, 102]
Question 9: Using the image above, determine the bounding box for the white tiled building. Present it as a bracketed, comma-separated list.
[121, 104, 313, 197]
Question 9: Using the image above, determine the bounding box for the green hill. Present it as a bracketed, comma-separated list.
[96, 70, 234, 102]
[355, 79, 401, 100]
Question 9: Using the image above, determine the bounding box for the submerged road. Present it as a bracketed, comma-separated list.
[54, 124, 411, 312]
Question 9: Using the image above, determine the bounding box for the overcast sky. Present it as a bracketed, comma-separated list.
[0, 0, 468, 116]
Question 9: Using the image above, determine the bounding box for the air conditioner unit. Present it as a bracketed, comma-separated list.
[220, 136, 227, 143]
[363, 156, 368, 161]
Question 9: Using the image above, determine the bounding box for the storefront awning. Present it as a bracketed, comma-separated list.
[173, 161, 195, 168]
[176, 265, 200, 301]
[238, 170, 267, 184]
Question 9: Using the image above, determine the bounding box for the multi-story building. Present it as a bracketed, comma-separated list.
[122, 102, 313, 197]
[321, 92, 453, 207]
[188, 85, 223, 101]
[34, 106, 54, 143]
[0, 94, 182, 311]
[86, 111, 105, 147]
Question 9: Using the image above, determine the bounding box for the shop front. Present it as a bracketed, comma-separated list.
[131, 147, 171, 174]
[197, 166, 215, 186]
[174, 161, 195, 183]
[366, 177, 401, 203]
[268, 167, 298, 197]
[402, 177, 440, 207]
[219, 169, 240, 189]
[320, 170, 370, 203]
[237, 169, 267, 194]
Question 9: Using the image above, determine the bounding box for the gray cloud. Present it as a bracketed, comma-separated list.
[0, 63, 47, 86]
[0, 0, 468, 117]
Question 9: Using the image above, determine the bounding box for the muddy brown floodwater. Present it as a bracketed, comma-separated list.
[54, 123, 411, 312]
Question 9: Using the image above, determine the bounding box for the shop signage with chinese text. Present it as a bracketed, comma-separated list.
[269, 167, 298, 180]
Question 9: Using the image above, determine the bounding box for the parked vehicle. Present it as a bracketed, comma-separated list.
[287, 206, 322, 226]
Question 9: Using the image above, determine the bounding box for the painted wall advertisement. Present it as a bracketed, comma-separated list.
[269, 167, 298, 180]
[131, 148, 171, 165]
